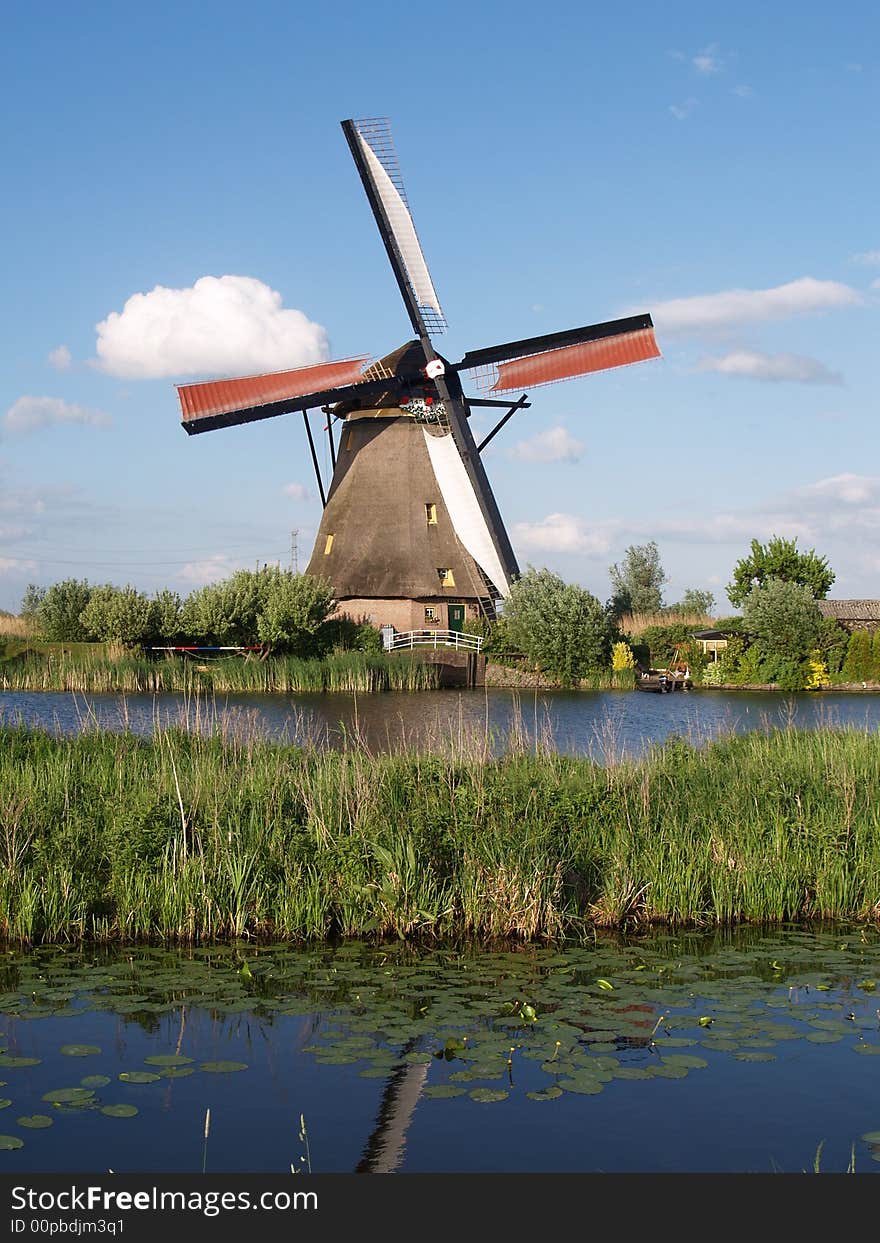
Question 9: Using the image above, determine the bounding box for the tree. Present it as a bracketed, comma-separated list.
[608, 542, 667, 615]
[257, 571, 334, 651]
[80, 585, 157, 647]
[503, 567, 612, 683]
[152, 590, 183, 644]
[19, 584, 45, 623]
[727, 536, 834, 608]
[741, 578, 822, 661]
[36, 578, 93, 641]
[671, 588, 715, 616]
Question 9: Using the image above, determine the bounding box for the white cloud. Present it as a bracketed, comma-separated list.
[732, 84, 753, 98]
[48, 345, 72, 370]
[94, 275, 330, 379]
[175, 554, 241, 586]
[697, 350, 843, 384]
[646, 277, 861, 334]
[508, 426, 585, 464]
[669, 98, 697, 121]
[512, 513, 612, 556]
[0, 557, 38, 576]
[283, 482, 310, 501]
[798, 474, 880, 505]
[849, 250, 880, 266]
[4, 396, 111, 434]
[693, 52, 721, 74]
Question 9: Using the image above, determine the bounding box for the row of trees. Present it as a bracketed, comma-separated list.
[20, 569, 381, 656]
[606, 535, 836, 618]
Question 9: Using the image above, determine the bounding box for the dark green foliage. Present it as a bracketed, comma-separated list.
[636, 622, 694, 667]
[727, 536, 835, 608]
[741, 579, 822, 661]
[503, 568, 612, 683]
[318, 616, 383, 655]
[816, 618, 850, 677]
[608, 541, 667, 614]
[717, 635, 745, 683]
[843, 630, 874, 683]
[36, 579, 93, 641]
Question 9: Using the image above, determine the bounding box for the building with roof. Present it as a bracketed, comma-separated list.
[816, 601, 880, 633]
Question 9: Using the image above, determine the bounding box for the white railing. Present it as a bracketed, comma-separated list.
[384, 629, 483, 653]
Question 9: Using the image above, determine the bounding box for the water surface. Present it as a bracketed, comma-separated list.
[3, 687, 880, 758]
[0, 929, 878, 1174]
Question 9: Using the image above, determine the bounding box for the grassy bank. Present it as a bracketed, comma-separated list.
[1, 722, 879, 943]
[0, 646, 439, 693]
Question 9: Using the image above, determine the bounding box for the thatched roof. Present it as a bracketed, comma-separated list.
[817, 600, 880, 621]
[306, 411, 492, 601]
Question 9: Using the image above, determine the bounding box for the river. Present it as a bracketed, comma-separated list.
[2, 686, 880, 758]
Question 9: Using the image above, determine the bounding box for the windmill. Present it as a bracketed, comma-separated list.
[176, 117, 660, 635]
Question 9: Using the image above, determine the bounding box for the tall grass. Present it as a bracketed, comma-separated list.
[0, 615, 35, 640]
[619, 610, 715, 636]
[0, 648, 439, 694]
[1, 720, 879, 944]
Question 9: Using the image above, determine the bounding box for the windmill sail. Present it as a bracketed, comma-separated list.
[342, 118, 446, 337]
[457, 314, 660, 393]
[177, 356, 389, 434]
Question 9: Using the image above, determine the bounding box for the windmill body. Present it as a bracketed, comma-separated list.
[177, 118, 660, 635]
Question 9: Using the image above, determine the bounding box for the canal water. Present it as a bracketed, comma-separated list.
[3, 687, 880, 759]
[0, 929, 878, 1174]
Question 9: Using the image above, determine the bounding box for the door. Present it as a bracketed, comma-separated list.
[448, 604, 465, 632]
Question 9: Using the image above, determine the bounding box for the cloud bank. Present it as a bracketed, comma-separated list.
[512, 513, 612, 556]
[48, 345, 72, 371]
[647, 277, 861, 334]
[698, 350, 843, 384]
[95, 275, 330, 379]
[509, 427, 585, 463]
[4, 396, 110, 434]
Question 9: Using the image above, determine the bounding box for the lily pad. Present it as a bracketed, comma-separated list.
[60, 1044, 101, 1057]
[468, 1088, 508, 1103]
[144, 1055, 195, 1067]
[0, 1135, 23, 1150]
[526, 1086, 563, 1100]
[119, 1071, 161, 1084]
[42, 1087, 95, 1104]
[199, 1061, 248, 1073]
[100, 1104, 139, 1118]
[0, 1056, 41, 1068]
[733, 1051, 776, 1062]
[81, 1075, 111, 1089]
[17, 1115, 52, 1129]
[861, 1131, 880, 1144]
[423, 1085, 467, 1099]
[159, 1067, 196, 1079]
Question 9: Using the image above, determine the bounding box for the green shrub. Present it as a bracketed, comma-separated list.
[742, 578, 822, 661]
[36, 579, 93, 641]
[843, 630, 873, 683]
[503, 567, 612, 683]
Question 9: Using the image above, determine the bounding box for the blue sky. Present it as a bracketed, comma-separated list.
[1, 0, 877, 614]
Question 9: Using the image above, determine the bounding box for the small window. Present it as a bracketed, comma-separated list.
[424, 606, 437, 622]
[324, 534, 334, 555]
[425, 503, 437, 525]
[438, 568, 455, 588]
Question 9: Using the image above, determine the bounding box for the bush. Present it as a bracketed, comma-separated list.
[611, 641, 635, 671]
[318, 615, 383, 655]
[503, 567, 612, 683]
[636, 622, 694, 667]
[80, 585, 157, 647]
[36, 579, 93, 641]
[843, 629, 874, 683]
[741, 578, 822, 662]
[816, 618, 849, 678]
[179, 568, 334, 652]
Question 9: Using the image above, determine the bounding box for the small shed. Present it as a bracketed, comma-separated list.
[691, 629, 738, 662]
[816, 600, 880, 634]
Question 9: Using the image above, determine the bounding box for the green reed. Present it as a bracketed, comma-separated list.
[0, 720, 879, 943]
[0, 648, 439, 694]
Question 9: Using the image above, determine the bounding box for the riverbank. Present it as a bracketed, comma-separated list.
[2, 721, 879, 943]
